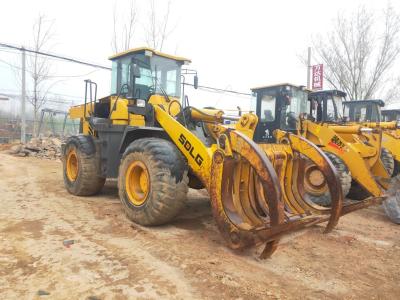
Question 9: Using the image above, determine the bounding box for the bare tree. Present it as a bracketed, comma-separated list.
[312, 5, 400, 100]
[112, 0, 138, 53]
[27, 14, 56, 136]
[384, 77, 400, 103]
[144, 0, 174, 51]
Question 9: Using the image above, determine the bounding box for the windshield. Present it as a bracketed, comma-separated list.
[281, 89, 308, 130]
[371, 104, 381, 122]
[383, 112, 400, 122]
[344, 102, 381, 122]
[324, 95, 344, 122]
[333, 96, 343, 119]
[111, 53, 182, 99]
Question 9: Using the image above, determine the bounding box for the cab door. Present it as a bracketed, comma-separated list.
[254, 90, 281, 143]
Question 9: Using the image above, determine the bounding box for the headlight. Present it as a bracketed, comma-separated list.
[136, 99, 146, 107]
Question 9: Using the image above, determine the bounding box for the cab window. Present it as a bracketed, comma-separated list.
[326, 99, 336, 121]
[370, 105, 381, 122]
[250, 93, 257, 113]
[260, 95, 276, 122]
[354, 106, 367, 122]
[344, 104, 350, 120]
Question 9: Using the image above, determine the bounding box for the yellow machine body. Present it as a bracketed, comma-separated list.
[300, 120, 389, 196]
[347, 121, 400, 170]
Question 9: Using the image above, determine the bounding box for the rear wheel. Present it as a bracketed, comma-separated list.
[118, 138, 189, 226]
[62, 135, 105, 196]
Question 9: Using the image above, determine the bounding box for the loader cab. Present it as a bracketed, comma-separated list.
[251, 84, 309, 143]
[308, 90, 346, 123]
[343, 100, 384, 123]
[382, 109, 400, 122]
[109, 47, 190, 101]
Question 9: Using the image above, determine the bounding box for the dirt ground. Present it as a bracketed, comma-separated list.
[0, 152, 399, 299]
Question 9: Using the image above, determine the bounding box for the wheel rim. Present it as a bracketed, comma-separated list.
[125, 161, 150, 206]
[303, 164, 327, 196]
[66, 149, 79, 182]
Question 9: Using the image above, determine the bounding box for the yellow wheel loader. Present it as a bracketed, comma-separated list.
[249, 84, 398, 215]
[343, 99, 400, 176]
[382, 109, 400, 123]
[62, 48, 346, 258]
[342, 99, 400, 223]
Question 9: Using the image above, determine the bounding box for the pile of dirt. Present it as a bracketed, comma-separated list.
[7, 137, 63, 159]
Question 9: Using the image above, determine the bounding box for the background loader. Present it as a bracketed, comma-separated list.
[382, 108, 400, 122]
[62, 48, 346, 258]
[342, 98, 400, 223]
[249, 84, 399, 220]
[343, 99, 400, 176]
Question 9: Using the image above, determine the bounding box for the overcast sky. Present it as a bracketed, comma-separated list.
[0, 0, 399, 113]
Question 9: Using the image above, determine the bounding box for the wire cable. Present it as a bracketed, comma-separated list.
[0, 42, 111, 70]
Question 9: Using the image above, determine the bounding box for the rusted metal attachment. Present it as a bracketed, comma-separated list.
[208, 130, 345, 258]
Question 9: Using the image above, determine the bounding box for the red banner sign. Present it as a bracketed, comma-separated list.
[312, 64, 323, 90]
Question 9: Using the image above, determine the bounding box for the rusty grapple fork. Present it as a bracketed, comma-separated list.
[154, 106, 344, 258]
[209, 130, 344, 258]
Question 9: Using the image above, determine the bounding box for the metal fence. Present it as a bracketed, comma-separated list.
[0, 111, 78, 143]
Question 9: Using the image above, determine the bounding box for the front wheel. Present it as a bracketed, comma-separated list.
[383, 195, 400, 224]
[381, 148, 395, 177]
[306, 151, 352, 206]
[118, 138, 189, 226]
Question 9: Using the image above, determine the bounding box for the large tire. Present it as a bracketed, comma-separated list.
[382, 192, 400, 224]
[62, 135, 105, 196]
[308, 152, 352, 206]
[118, 138, 189, 226]
[381, 148, 395, 177]
[325, 152, 352, 196]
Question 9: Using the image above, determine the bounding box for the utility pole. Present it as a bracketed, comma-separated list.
[307, 47, 311, 89]
[21, 47, 26, 143]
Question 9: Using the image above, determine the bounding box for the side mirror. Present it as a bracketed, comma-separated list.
[132, 64, 141, 78]
[194, 75, 199, 89]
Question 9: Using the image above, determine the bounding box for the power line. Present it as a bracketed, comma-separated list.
[183, 82, 251, 96]
[0, 42, 111, 70]
[0, 41, 252, 98]
[0, 88, 83, 100]
[0, 57, 101, 78]
[0, 89, 77, 104]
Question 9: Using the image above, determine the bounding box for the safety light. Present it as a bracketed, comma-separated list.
[136, 99, 146, 107]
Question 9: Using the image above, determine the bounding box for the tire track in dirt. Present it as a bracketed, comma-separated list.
[1, 153, 400, 299]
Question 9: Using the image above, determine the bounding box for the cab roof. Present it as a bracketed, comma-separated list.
[309, 90, 347, 98]
[251, 83, 310, 92]
[382, 109, 400, 113]
[109, 47, 191, 63]
[343, 99, 385, 107]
